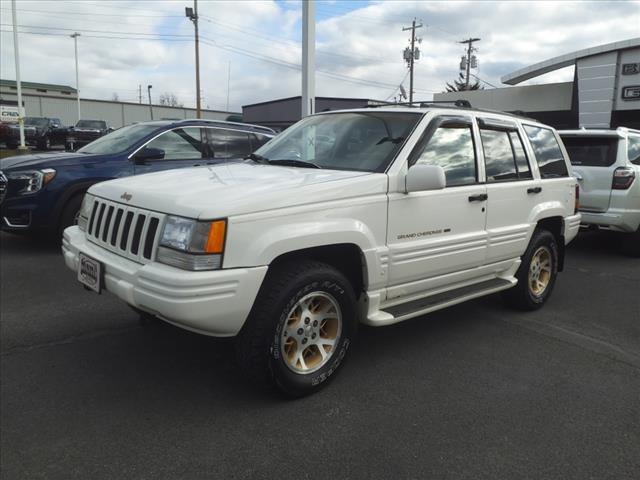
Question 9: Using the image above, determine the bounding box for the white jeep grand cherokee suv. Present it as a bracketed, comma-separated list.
[63, 106, 581, 396]
[559, 127, 640, 256]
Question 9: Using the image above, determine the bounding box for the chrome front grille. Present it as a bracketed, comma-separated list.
[86, 198, 164, 263]
[0, 171, 7, 204]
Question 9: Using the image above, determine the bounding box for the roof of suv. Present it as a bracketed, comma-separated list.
[315, 104, 544, 125]
[148, 118, 275, 135]
[558, 127, 640, 138]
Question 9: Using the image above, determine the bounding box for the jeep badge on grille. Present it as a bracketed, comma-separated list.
[120, 192, 132, 202]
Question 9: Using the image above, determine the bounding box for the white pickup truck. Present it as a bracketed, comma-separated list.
[559, 127, 640, 256]
[63, 106, 581, 396]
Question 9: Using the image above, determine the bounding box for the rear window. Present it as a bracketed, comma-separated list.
[561, 136, 618, 167]
[523, 126, 569, 178]
[628, 136, 640, 166]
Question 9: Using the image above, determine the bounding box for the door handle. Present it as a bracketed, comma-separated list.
[468, 193, 488, 202]
[527, 187, 542, 194]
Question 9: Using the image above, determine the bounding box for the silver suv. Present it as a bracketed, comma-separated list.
[560, 127, 640, 256]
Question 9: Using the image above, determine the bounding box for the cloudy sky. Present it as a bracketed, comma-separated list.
[1, 0, 639, 112]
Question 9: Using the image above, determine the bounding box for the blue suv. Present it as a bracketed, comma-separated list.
[0, 119, 274, 238]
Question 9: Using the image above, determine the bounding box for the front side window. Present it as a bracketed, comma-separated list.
[627, 136, 640, 165]
[523, 125, 569, 178]
[207, 129, 251, 159]
[255, 112, 421, 172]
[561, 136, 619, 167]
[145, 127, 206, 160]
[78, 123, 159, 154]
[411, 122, 477, 187]
[25, 117, 48, 127]
[76, 120, 106, 129]
[250, 133, 271, 151]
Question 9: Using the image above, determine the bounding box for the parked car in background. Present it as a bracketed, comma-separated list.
[0, 119, 274, 237]
[61, 105, 581, 396]
[559, 127, 640, 256]
[66, 119, 112, 150]
[5, 117, 67, 150]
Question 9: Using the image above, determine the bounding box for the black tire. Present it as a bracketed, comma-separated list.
[503, 229, 559, 311]
[57, 194, 84, 239]
[37, 136, 50, 150]
[621, 228, 640, 257]
[236, 260, 357, 398]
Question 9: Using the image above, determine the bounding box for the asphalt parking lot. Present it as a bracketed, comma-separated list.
[1, 230, 638, 480]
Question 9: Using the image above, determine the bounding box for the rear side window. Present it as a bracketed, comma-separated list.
[561, 136, 618, 167]
[480, 129, 532, 182]
[412, 123, 477, 187]
[628, 136, 640, 165]
[523, 126, 569, 178]
[207, 128, 251, 159]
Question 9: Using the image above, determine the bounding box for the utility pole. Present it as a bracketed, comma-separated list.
[460, 37, 480, 89]
[147, 85, 153, 120]
[185, 1, 201, 118]
[138, 84, 142, 104]
[301, 0, 315, 118]
[402, 19, 422, 104]
[70, 32, 81, 122]
[11, 0, 25, 149]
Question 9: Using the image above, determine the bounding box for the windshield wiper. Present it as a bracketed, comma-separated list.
[268, 159, 322, 169]
[245, 152, 269, 164]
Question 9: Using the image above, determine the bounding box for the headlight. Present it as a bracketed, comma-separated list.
[157, 216, 226, 271]
[7, 168, 56, 195]
[77, 193, 94, 231]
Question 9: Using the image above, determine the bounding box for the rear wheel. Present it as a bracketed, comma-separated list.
[37, 136, 50, 150]
[236, 260, 357, 397]
[503, 229, 559, 311]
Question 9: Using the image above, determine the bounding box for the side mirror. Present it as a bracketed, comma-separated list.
[406, 164, 446, 193]
[134, 147, 165, 163]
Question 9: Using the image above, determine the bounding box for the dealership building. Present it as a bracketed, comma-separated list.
[435, 38, 640, 130]
[0, 79, 239, 128]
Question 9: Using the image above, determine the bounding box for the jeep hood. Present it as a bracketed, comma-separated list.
[88, 162, 386, 219]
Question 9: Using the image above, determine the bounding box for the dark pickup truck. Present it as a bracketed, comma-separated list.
[65, 120, 112, 150]
[5, 117, 67, 150]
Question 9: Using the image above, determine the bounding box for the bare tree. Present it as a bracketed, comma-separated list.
[111, 92, 120, 101]
[445, 73, 483, 92]
[158, 93, 183, 107]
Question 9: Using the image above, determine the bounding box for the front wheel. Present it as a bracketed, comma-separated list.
[236, 260, 357, 397]
[57, 194, 84, 240]
[503, 229, 559, 311]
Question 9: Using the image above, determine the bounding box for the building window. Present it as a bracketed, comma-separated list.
[37, 89, 47, 93]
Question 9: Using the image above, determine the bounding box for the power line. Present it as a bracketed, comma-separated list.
[0, 23, 191, 37]
[0, 6, 183, 18]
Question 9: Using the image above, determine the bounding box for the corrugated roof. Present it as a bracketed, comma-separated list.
[0, 79, 77, 93]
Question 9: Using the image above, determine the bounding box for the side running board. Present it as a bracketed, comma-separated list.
[380, 278, 515, 322]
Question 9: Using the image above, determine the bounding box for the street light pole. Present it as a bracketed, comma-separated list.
[147, 85, 153, 120]
[185, 1, 201, 118]
[11, 0, 26, 150]
[70, 32, 81, 122]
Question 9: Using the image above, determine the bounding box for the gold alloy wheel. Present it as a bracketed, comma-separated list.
[529, 246, 552, 297]
[280, 291, 342, 374]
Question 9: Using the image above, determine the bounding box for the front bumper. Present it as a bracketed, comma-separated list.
[579, 208, 640, 233]
[62, 226, 268, 337]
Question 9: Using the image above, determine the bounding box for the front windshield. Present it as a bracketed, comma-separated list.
[255, 112, 422, 172]
[77, 124, 160, 155]
[76, 120, 105, 129]
[25, 117, 47, 127]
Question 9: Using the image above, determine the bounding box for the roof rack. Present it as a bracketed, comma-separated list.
[367, 99, 472, 109]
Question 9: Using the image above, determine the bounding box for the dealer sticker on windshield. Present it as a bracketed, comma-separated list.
[78, 252, 102, 293]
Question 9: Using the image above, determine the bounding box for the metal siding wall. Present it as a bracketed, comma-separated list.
[0, 91, 235, 127]
[577, 51, 617, 128]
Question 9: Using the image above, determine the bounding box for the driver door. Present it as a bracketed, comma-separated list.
[133, 127, 210, 174]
